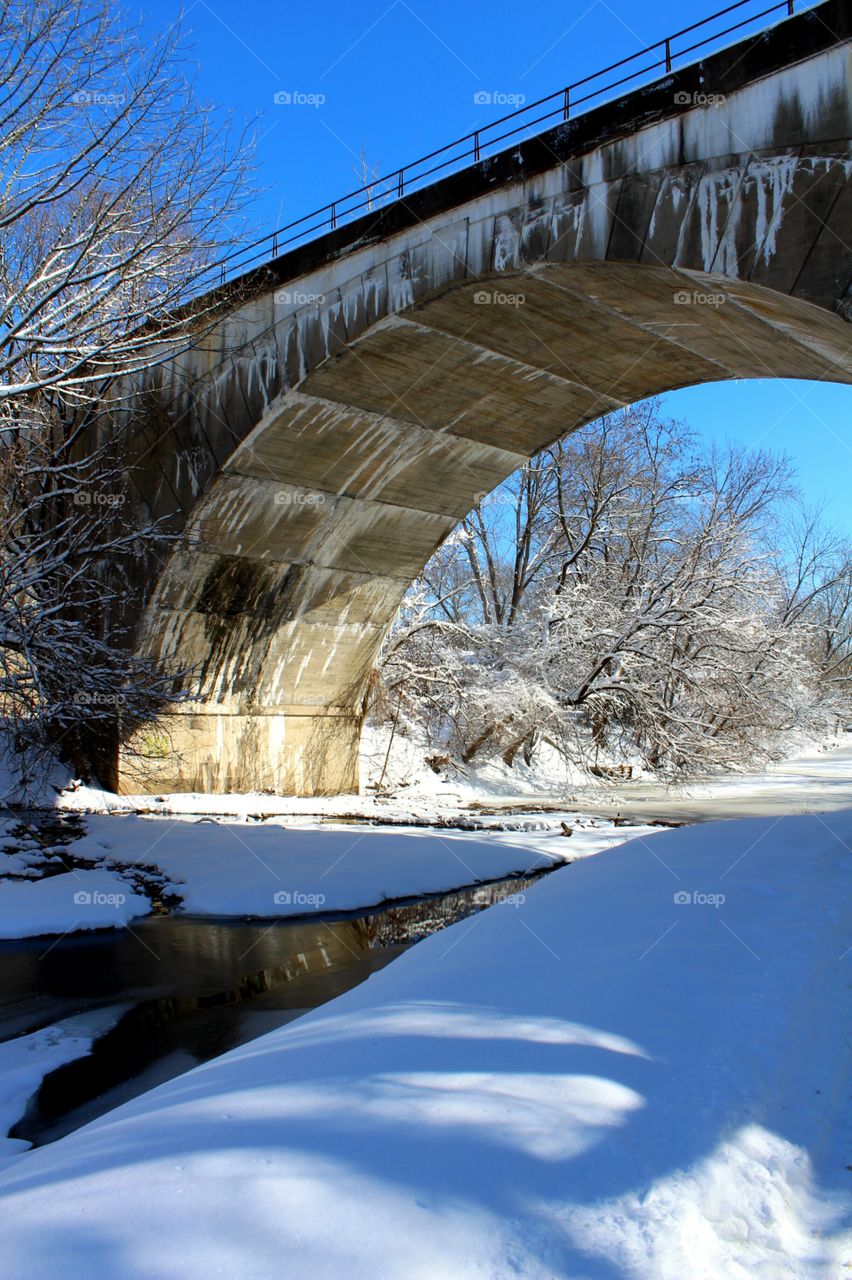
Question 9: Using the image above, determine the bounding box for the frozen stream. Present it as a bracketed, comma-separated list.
[0, 871, 551, 1151]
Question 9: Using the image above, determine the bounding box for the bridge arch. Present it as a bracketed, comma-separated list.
[113, 3, 852, 793]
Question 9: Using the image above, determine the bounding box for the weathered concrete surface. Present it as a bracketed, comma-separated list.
[113, 1, 852, 794]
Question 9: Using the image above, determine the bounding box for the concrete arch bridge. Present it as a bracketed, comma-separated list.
[110, 0, 852, 794]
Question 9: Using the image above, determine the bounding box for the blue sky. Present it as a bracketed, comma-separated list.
[139, 0, 850, 530]
[656, 381, 851, 532]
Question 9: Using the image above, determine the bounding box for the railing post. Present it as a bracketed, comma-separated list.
[198, 2, 800, 303]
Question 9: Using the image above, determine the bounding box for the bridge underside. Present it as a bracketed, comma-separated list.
[117, 262, 852, 795]
[106, 8, 852, 795]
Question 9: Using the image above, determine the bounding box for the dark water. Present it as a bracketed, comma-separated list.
[1, 872, 551, 1149]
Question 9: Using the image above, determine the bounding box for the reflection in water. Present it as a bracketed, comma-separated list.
[2, 871, 551, 1148]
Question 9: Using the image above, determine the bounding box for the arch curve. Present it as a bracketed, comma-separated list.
[113, 12, 852, 792]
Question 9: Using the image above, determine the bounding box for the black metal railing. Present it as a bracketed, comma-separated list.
[199, 0, 803, 294]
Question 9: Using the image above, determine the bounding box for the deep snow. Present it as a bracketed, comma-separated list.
[0, 869, 149, 940]
[0, 812, 848, 1279]
[0, 814, 652, 939]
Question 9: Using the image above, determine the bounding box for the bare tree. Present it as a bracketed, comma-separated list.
[0, 410, 184, 789]
[375, 402, 850, 783]
[352, 145, 384, 212]
[777, 507, 852, 715]
[0, 0, 251, 417]
[0, 0, 253, 793]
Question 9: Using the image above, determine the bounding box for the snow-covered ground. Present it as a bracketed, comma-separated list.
[54, 730, 852, 823]
[0, 1007, 126, 1165]
[0, 815, 645, 939]
[575, 736, 852, 823]
[0, 811, 848, 1279]
[2, 735, 849, 942]
[0, 870, 149, 940]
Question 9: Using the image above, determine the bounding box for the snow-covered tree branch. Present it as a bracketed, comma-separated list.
[0, 0, 253, 792]
[375, 402, 852, 783]
[0, 0, 252, 414]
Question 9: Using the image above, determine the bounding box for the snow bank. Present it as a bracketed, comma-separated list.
[0, 871, 149, 940]
[0, 812, 848, 1278]
[0, 1008, 126, 1163]
[0, 739, 74, 808]
[56, 732, 852, 823]
[0, 810, 649, 939]
[63, 816, 578, 917]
